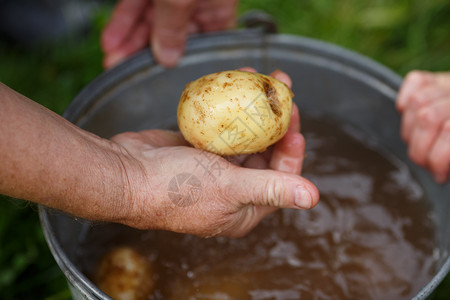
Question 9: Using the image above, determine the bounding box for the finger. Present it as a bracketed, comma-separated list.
[408, 121, 440, 167]
[434, 72, 450, 91]
[408, 85, 449, 108]
[269, 131, 305, 175]
[103, 54, 122, 70]
[401, 107, 416, 142]
[187, 21, 200, 34]
[429, 119, 450, 183]
[237, 68, 293, 90]
[194, 0, 237, 11]
[397, 71, 434, 112]
[225, 154, 250, 166]
[110, 131, 148, 150]
[101, 0, 148, 52]
[261, 146, 274, 161]
[193, 0, 237, 32]
[288, 103, 300, 133]
[243, 154, 269, 169]
[221, 204, 277, 238]
[111, 130, 189, 148]
[239, 67, 257, 73]
[224, 166, 319, 210]
[137, 129, 190, 147]
[143, 4, 154, 23]
[270, 69, 292, 89]
[254, 206, 278, 220]
[400, 85, 447, 142]
[198, 18, 236, 33]
[152, 0, 196, 67]
[194, 10, 235, 32]
[408, 99, 450, 166]
[103, 20, 150, 69]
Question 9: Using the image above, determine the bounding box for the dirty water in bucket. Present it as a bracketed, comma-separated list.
[75, 115, 437, 300]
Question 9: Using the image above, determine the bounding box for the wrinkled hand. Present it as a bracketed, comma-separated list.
[397, 70, 450, 183]
[110, 70, 319, 237]
[101, 0, 238, 69]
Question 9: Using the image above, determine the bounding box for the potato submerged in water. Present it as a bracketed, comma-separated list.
[95, 247, 154, 300]
[177, 70, 293, 155]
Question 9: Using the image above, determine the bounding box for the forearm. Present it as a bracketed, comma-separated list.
[0, 82, 133, 222]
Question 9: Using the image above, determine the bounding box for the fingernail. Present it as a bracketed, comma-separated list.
[295, 186, 312, 209]
[157, 47, 182, 68]
[104, 53, 125, 69]
[161, 48, 182, 66]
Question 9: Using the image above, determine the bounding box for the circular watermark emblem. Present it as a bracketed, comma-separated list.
[167, 173, 202, 207]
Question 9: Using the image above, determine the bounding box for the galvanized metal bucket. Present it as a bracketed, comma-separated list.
[39, 27, 450, 299]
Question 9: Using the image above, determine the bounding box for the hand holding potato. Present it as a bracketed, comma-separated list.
[397, 70, 450, 183]
[111, 69, 319, 237]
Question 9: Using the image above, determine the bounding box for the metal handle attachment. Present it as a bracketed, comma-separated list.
[238, 10, 278, 34]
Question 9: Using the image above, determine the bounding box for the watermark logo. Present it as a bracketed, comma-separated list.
[242, 92, 275, 130]
[210, 92, 274, 155]
[194, 147, 227, 182]
[216, 116, 258, 155]
[167, 173, 202, 207]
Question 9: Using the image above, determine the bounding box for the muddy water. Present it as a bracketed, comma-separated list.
[76, 115, 436, 300]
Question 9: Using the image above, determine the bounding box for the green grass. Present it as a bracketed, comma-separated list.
[1, 0, 450, 299]
[239, 0, 450, 75]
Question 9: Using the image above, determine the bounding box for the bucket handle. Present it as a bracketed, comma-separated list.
[238, 9, 278, 34]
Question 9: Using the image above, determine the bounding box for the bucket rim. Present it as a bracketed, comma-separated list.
[39, 30, 448, 299]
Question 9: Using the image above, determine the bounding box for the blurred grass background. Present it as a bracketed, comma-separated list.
[0, 0, 449, 299]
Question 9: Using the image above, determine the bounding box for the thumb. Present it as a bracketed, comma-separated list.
[225, 167, 319, 210]
[152, 0, 196, 67]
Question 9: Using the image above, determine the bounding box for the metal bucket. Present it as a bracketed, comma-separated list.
[39, 28, 450, 299]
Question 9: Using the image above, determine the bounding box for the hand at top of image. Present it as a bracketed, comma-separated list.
[101, 0, 238, 69]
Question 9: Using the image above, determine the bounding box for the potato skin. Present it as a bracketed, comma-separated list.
[177, 70, 293, 155]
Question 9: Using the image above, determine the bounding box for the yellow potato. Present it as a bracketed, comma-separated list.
[177, 70, 293, 155]
[95, 247, 154, 300]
